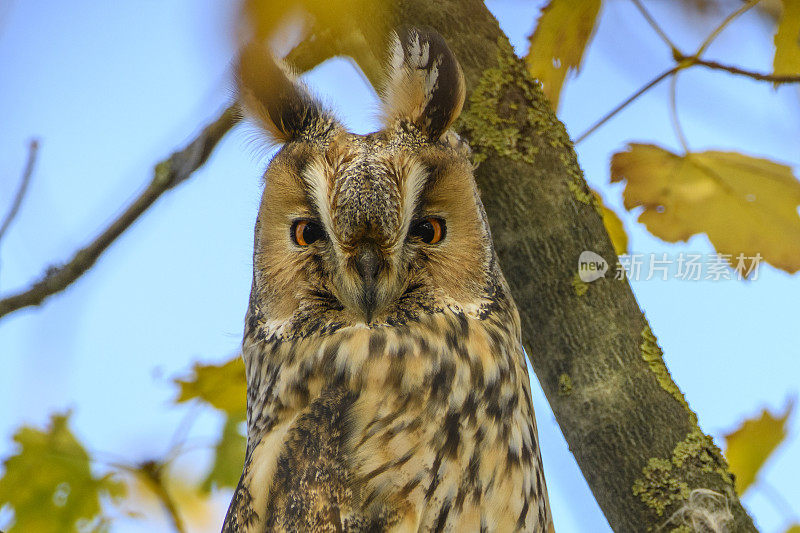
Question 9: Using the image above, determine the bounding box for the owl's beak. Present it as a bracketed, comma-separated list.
[354, 246, 381, 322]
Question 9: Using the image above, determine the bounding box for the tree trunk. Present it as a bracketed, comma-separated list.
[336, 1, 758, 531]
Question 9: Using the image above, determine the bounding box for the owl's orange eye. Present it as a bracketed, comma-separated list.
[409, 217, 446, 244]
[291, 219, 325, 246]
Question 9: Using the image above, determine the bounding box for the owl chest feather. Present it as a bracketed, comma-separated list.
[228, 25, 556, 532]
[224, 309, 550, 532]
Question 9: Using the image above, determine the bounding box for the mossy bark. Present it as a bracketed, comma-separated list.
[342, 1, 757, 531]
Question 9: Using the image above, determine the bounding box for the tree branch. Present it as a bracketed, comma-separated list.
[0, 139, 39, 244]
[582, 0, 788, 142]
[0, 32, 345, 323]
[695, 0, 762, 57]
[630, 0, 678, 54]
[0, 106, 239, 320]
[575, 66, 679, 144]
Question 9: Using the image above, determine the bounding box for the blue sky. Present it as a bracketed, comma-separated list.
[1, 1, 798, 531]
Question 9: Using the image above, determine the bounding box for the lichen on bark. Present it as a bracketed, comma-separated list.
[457, 38, 598, 213]
[633, 426, 735, 521]
[635, 326, 737, 519]
[640, 325, 695, 422]
[558, 373, 573, 396]
[633, 457, 691, 516]
[571, 273, 589, 296]
[457, 39, 539, 165]
[567, 177, 596, 206]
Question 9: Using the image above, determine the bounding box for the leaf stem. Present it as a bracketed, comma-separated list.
[668, 73, 690, 154]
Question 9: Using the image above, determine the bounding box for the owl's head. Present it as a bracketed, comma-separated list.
[239, 28, 502, 337]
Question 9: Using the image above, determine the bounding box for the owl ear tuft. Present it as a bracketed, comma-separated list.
[381, 27, 466, 141]
[237, 42, 337, 143]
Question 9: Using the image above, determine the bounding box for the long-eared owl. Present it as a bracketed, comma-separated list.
[222, 27, 554, 532]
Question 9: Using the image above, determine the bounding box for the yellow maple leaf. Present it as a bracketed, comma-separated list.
[240, 0, 391, 80]
[724, 401, 794, 494]
[786, 525, 800, 533]
[593, 191, 629, 256]
[174, 357, 246, 415]
[611, 143, 800, 274]
[774, 0, 800, 78]
[525, 0, 601, 111]
[0, 412, 125, 532]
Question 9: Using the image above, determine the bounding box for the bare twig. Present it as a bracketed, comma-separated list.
[572, 50, 800, 145]
[676, 54, 800, 84]
[0, 139, 39, 244]
[630, 0, 678, 54]
[0, 106, 239, 320]
[666, 0, 762, 153]
[581, 0, 780, 143]
[575, 66, 680, 144]
[696, 0, 762, 57]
